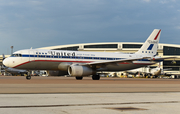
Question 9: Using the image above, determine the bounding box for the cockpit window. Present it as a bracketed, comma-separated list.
[11, 54, 22, 57]
[11, 54, 16, 57]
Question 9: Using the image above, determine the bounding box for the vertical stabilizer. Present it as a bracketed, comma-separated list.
[2, 54, 5, 60]
[136, 29, 161, 56]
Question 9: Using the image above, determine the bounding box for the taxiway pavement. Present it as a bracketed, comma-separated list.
[0, 76, 180, 93]
[0, 76, 180, 114]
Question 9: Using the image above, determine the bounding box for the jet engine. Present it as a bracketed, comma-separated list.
[68, 65, 94, 77]
[58, 62, 72, 71]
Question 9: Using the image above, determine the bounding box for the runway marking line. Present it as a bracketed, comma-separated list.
[0, 101, 179, 108]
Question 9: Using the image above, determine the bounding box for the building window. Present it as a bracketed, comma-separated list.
[163, 67, 180, 71]
[123, 44, 142, 48]
[163, 46, 180, 55]
[163, 61, 180, 66]
[163, 60, 180, 71]
[53, 46, 79, 51]
[84, 44, 117, 48]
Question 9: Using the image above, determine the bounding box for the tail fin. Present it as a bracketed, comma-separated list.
[2, 54, 5, 60]
[136, 29, 161, 56]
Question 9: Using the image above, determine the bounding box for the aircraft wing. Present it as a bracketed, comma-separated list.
[150, 57, 177, 61]
[81, 57, 148, 66]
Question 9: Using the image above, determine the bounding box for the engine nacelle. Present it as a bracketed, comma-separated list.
[58, 62, 72, 71]
[68, 65, 94, 77]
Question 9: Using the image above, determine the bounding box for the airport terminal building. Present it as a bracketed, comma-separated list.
[38, 42, 180, 73]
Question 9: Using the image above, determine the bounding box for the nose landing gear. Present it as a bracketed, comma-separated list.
[26, 75, 31, 80]
[26, 71, 31, 80]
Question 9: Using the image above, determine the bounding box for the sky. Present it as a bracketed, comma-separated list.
[0, 0, 180, 54]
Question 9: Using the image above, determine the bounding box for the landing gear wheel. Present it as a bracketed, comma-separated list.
[92, 75, 100, 80]
[26, 76, 31, 80]
[76, 76, 83, 80]
[154, 76, 158, 78]
[148, 74, 151, 78]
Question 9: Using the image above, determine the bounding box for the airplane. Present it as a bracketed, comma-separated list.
[3, 29, 174, 80]
[125, 66, 161, 78]
[2, 54, 28, 76]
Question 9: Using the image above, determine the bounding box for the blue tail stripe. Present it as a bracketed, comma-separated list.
[147, 44, 154, 50]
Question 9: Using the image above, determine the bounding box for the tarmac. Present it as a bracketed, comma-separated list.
[0, 76, 180, 114]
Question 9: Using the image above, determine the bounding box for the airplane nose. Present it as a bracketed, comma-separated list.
[3, 58, 9, 67]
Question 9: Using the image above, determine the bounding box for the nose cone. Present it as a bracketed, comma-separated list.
[3, 58, 9, 67]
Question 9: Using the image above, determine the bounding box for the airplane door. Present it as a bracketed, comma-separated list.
[29, 50, 35, 61]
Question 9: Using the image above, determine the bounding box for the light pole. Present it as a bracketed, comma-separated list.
[11, 46, 13, 55]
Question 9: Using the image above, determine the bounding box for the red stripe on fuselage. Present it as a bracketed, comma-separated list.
[154, 29, 161, 40]
[13, 61, 30, 68]
[134, 63, 153, 65]
[119, 62, 153, 65]
[118, 62, 130, 64]
[13, 60, 93, 68]
[13, 60, 153, 68]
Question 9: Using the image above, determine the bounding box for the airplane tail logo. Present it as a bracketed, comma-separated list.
[136, 29, 161, 56]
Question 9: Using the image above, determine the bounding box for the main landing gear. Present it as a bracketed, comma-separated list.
[92, 74, 100, 80]
[76, 76, 83, 80]
[75, 74, 100, 80]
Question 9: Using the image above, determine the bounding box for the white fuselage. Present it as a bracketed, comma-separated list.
[2, 29, 162, 79]
[3, 49, 157, 72]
